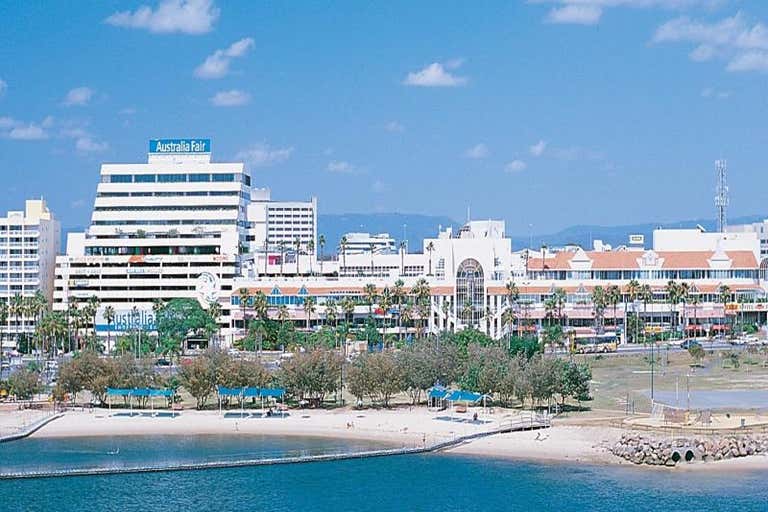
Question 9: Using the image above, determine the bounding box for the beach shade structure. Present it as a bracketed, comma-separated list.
[107, 388, 174, 415]
[428, 386, 449, 411]
[216, 386, 287, 417]
[444, 390, 484, 418]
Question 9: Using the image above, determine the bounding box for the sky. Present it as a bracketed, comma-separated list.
[1, 0, 768, 235]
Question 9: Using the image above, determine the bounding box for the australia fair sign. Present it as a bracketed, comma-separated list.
[149, 138, 210, 154]
[95, 306, 156, 333]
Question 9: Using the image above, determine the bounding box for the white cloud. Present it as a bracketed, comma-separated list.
[546, 5, 602, 25]
[653, 13, 768, 73]
[726, 51, 768, 72]
[504, 160, 527, 173]
[119, 107, 137, 115]
[464, 143, 489, 159]
[70, 199, 86, 209]
[8, 123, 48, 140]
[76, 137, 109, 152]
[195, 37, 254, 79]
[235, 144, 293, 168]
[530, 140, 547, 157]
[403, 62, 467, 87]
[105, 0, 219, 34]
[326, 160, 357, 174]
[536, 1, 724, 26]
[385, 121, 405, 133]
[0, 79, 6, 96]
[1, 116, 54, 140]
[62, 87, 94, 106]
[210, 89, 250, 106]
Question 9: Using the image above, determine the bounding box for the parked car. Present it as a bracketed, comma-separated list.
[155, 358, 172, 367]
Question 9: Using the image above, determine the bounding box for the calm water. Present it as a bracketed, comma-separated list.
[1, 436, 767, 512]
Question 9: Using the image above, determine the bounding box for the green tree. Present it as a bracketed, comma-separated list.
[9, 367, 41, 401]
[278, 349, 342, 405]
[155, 299, 217, 357]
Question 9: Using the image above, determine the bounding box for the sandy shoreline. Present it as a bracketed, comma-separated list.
[4, 407, 768, 472]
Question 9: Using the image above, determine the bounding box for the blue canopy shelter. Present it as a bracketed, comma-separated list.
[216, 386, 287, 417]
[107, 387, 174, 415]
[428, 386, 449, 410]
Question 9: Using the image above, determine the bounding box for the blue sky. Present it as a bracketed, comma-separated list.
[1, 0, 768, 234]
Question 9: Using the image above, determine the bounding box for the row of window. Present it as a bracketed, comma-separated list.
[92, 219, 246, 226]
[94, 205, 239, 212]
[98, 191, 247, 199]
[530, 270, 760, 280]
[85, 246, 222, 256]
[104, 173, 250, 185]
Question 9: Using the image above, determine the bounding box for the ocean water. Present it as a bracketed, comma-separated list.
[1, 436, 767, 512]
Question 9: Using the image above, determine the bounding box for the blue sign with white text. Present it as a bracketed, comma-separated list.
[149, 138, 211, 154]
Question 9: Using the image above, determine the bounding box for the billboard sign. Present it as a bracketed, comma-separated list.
[149, 138, 210, 154]
[95, 306, 156, 333]
[629, 234, 645, 245]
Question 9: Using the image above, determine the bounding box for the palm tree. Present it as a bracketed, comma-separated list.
[208, 301, 222, 348]
[379, 287, 393, 349]
[401, 302, 413, 340]
[639, 284, 653, 342]
[238, 287, 251, 335]
[86, 295, 101, 339]
[501, 306, 516, 342]
[678, 282, 691, 335]
[340, 296, 356, 327]
[339, 236, 348, 271]
[363, 283, 377, 317]
[461, 299, 474, 327]
[426, 241, 435, 276]
[294, 236, 302, 275]
[626, 279, 640, 343]
[719, 284, 732, 336]
[325, 299, 338, 344]
[484, 305, 495, 337]
[303, 296, 316, 331]
[0, 300, 7, 371]
[306, 239, 315, 275]
[689, 290, 700, 339]
[103, 305, 116, 354]
[606, 285, 621, 331]
[278, 240, 286, 276]
[66, 299, 80, 353]
[10, 294, 24, 353]
[591, 285, 607, 333]
[253, 291, 268, 321]
[552, 287, 567, 328]
[506, 281, 520, 336]
[318, 234, 326, 274]
[665, 280, 681, 340]
[392, 279, 405, 341]
[412, 278, 431, 336]
[441, 299, 451, 332]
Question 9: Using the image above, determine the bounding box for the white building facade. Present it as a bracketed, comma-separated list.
[229, 223, 768, 344]
[246, 189, 317, 276]
[1, 199, 60, 347]
[53, 139, 250, 346]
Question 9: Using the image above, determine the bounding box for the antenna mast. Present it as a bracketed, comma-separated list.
[715, 159, 728, 233]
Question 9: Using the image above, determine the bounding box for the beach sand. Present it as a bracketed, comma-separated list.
[5, 406, 768, 471]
